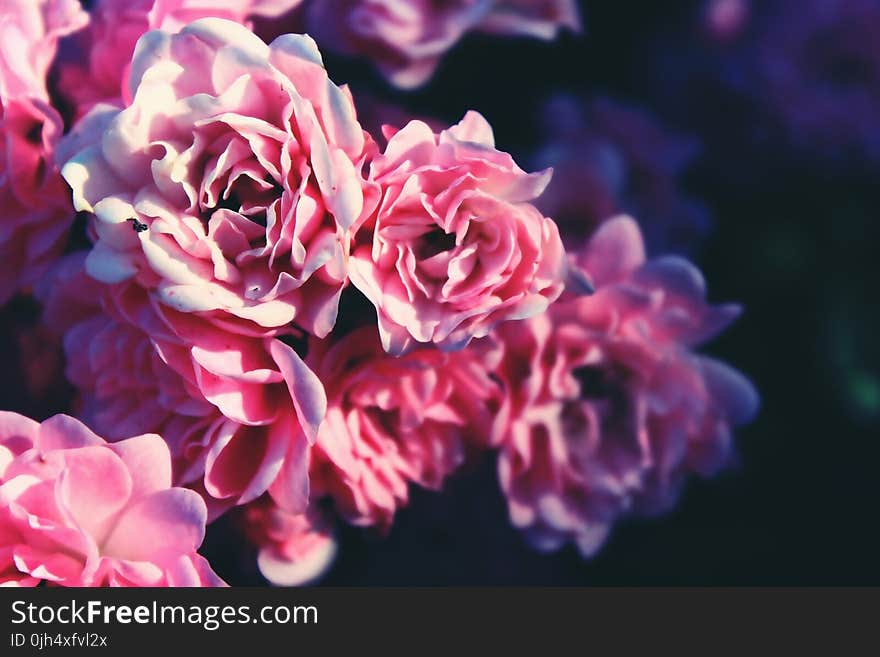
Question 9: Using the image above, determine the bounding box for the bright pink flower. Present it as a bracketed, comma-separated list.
[350, 112, 566, 355]
[304, 0, 581, 88]
[491, 216, 759, 556]
[61, 18, 378, 339]
[241, 497, 336, 586]
[0, 0, 87, 303]
[307, 326, 501, 529]
[38, 254, 326, 516]
[0, 411, 224, 586]
[59, 0, 306, 118]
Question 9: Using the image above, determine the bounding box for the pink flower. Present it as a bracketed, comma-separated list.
[38, 254, 326, 516]
[307, 326, 501, 528]
[0, 0, 88, 303]
[58, 0, 306, 118]
[491, 216, 759, 556]
[350, 112, 566, 355]
[0, 411, 224, 586]
[61, 18, 378, 339]
[241, 497, 336, 586]
[304, 0, 581, 89]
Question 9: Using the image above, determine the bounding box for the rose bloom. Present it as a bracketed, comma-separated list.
[62, 18, 378, 339]
[38, 254, 326, 516]
[532, 95, 711, 255]
[0, 0, 87, 303]
[307, 326, 501, 529]
[59, 0, 306, 118]
[0, 411, 224, 586]
[240, 497, 336, 586]
[304, 0, 581, 88]
[490, 216, 759, 556]
[350, 111, 565, 355]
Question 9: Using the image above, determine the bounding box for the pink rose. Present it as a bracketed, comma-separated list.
[349, 112, 565, 355]
[304, 0, 580, 88]
[307, 326, 501, 529]
[58, 0, 306, 118]
[241, 497, 336, 586]
[61, 18, 378, 339]
[0, 412, 224, 586]
[38, 254, 326, 516]
[0, 0, 87, 303]
[491, 216, 759, 556]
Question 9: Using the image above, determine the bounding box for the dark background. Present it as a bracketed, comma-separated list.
[4, 0, 879, 585]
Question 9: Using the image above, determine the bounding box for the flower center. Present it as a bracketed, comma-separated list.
[415, 227, 457, 260]
[573, 365, 614, 399]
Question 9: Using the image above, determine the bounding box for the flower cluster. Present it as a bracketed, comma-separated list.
[0, 1, 758, 586]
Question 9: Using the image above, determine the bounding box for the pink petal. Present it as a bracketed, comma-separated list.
[107, 434, 172, 500]
[37, 414, 104, 451]
[101, 488, 207, 562]
[55, 446, 132, 544]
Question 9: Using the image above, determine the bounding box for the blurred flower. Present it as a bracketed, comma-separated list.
[0, 411, 224, 586]
[57, 0, 305, 119]
[37, 253, 326, 517]
[0, 0, 87, 303]
[303, 0, 581, 89]
[306, 326, 501, 529]
[532, 95, 711, 256]
[350, 112, 565, 355]
[738, 0, 880, 164]
[702, 0, 751, 43]
[490, 216, 758, 556]
[241, 497, 337, 586]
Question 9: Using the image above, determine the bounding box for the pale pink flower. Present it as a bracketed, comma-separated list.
[350, 112, 565, 355]
[0, 0, 88, 303]
[241, 497, 336, 586]
[38, 254, 326, 516]
[491, 216, 759, 556]
[0, 411, 224, 586]
[304, 0, 581, 88]
[61, 18, 378, 339]
[307, 326, 501, 528]
[59, 0, 306, 118]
